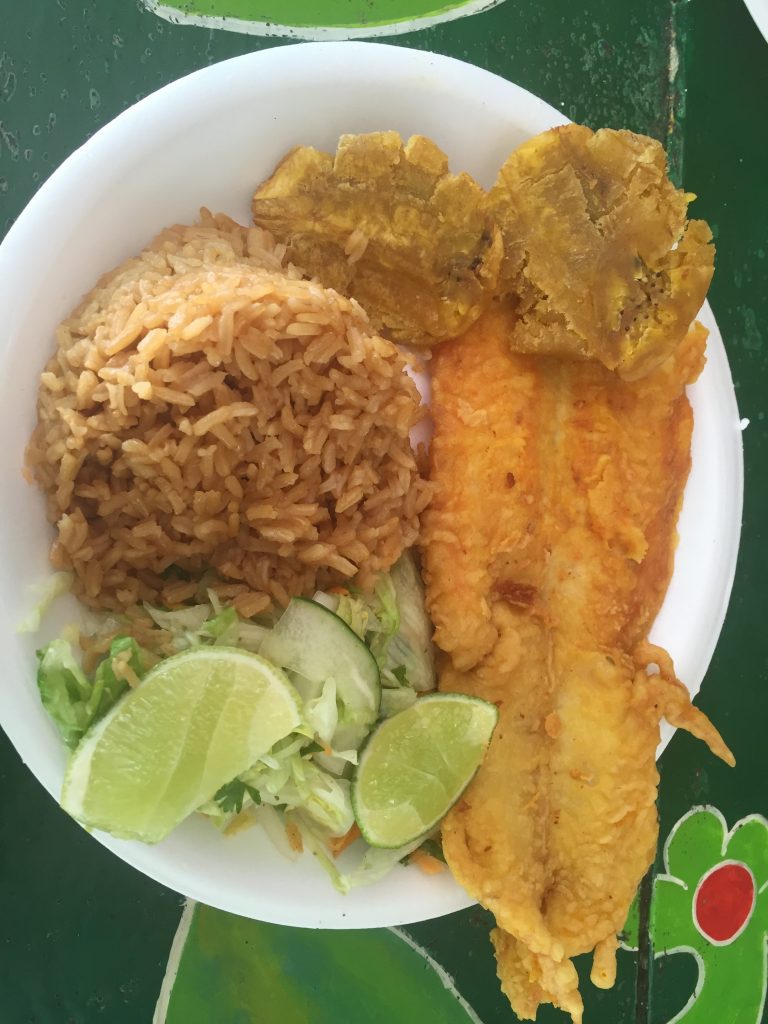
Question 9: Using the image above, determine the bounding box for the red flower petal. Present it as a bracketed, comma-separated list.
[694, 861, 755, 944]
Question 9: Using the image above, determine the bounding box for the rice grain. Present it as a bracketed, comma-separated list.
[28, 211, 431, 613]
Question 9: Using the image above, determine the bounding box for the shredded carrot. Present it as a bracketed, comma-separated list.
[328, 586, 350, 596]
[284, 818, 304, 854]
[328, 823, 361, 857]
[409, 849, 446, 875]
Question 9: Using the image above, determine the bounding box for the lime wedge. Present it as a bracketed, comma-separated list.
[352, 693, 498, 849]
[61, 648, 301, 843]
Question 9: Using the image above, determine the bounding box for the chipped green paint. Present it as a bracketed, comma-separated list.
[652, 808, 768, 1024]
[156, 903, 482, 1024]
[622, 890, 642, 951]
[665, 0, 689, 186]
[142, 0, 507, 39]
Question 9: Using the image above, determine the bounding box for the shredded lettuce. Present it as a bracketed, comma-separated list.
[333, 593, 372, 641]
[144, 603, 241, 649]
[366, 573, 400, 665]
[36, 640, 94, 749]
[314, 746, 358, 777]
[380, 687, 417, 718]
[331, 583, 399, 670]
[144, 603, 211, 636]
[90, 636, 150, 718]
[292, 762, 354, 835]
[301, 678, 365, 767]
[250, 735, 308, 778]
[36, 635, 151, 749]
[37, 547, 439, 891]
[329, 553, 435, 693]
[303, 679, 338, 745]
[145, 600, 275, 653]
[295, 815, 423, 893]
[198, 606, 239, 645]
[384, 553, 435, 691]
[242, 743, 354, 836]
[285, 670, 325, 707]
[201, 732, 355, 836]
[335, 839, 424, 892]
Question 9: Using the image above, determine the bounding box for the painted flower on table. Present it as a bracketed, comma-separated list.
[141, 0, 508, 38]
[155, 903, 484, 1023]
[625, 806, 768, 1024]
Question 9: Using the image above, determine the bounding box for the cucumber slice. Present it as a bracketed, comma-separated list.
[260, 598, 381, 742]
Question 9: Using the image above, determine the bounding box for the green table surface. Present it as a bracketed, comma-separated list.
[1, 2, 767, 1022]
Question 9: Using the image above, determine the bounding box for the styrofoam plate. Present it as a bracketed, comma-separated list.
[0, 42, 742, 929]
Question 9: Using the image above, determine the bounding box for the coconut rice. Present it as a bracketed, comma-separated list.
[28, 211, 431, 617]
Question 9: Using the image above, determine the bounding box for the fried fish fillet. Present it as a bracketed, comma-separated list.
[422, 307, 733, 1021]
[252, 131, 502, 347]
[489, 125, 715, 380]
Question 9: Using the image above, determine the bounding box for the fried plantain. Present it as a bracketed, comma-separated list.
[489, 124, 714, 379]
[252, 131, 503, 347]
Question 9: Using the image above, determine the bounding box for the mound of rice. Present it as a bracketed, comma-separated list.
[28, 211, 431, 617]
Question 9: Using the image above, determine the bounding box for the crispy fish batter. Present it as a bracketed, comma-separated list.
[251, 131, 502, 347]
[489, 125, 715, 380]
[422, 308, 733, 1022]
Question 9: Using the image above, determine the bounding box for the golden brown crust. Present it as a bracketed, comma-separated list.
[488, 125, 714, 379]
[252, 131, 502, 347]
[422, 308, 731, 1021]
[253, 126, 713, 376]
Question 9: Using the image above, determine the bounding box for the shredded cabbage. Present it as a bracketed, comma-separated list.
[242, 745, 354, 837]
[303, 679, 338, 745]
[36, 635, 151, 749]
[38, 547, 440, 891]
[314, 747, 358, 777]
[295, 816, 423, 893]
[144, 603, 242, 649]
[329, 553, 435, 693]
[144, 603, 211, 637]
[383, 553, 435, 691]
[334, 593, 372, 640]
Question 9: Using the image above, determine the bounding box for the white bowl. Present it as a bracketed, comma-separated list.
[0, 41, 743, 929]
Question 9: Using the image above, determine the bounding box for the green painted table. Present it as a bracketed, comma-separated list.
[1, 2, 767, 1022]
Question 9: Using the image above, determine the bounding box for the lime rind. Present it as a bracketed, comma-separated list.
[351, 692, 498, 849]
